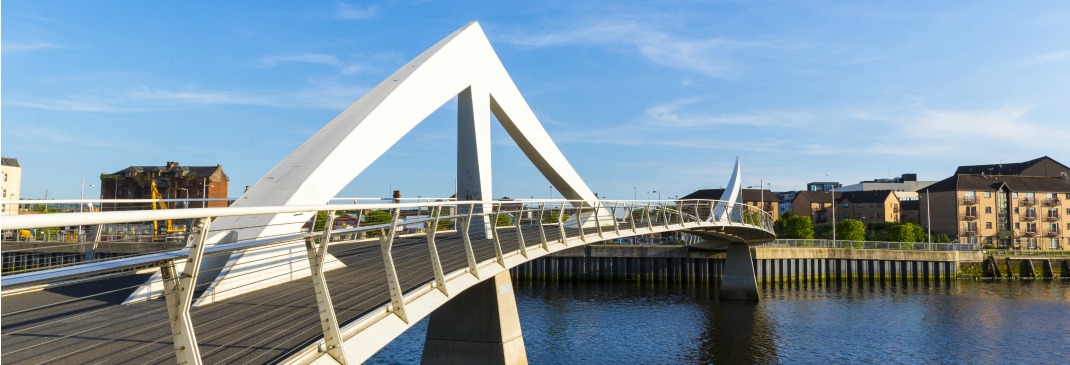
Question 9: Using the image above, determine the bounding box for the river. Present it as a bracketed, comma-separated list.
[369, 280, 1070, 364]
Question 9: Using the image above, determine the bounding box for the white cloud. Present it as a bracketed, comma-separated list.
[2, 41, 64, 54]
[1021, 51, 1070, 66]
[644, 98, 812, 127]
[259, 53, 341, 67]
[335, 3, 379, 20]
[505, 19, 762, 78]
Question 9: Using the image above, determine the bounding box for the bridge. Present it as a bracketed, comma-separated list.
[1, 22, 774, 364]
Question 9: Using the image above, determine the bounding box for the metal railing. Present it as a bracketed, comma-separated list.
[0, 198, 772, 364]
[761, 239, 979, 251]
[982, 249, 1070, 256]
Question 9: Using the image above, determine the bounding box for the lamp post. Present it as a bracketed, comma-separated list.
[633, 187, 637, 201]
[831, 185, 837, 243]
[925, 188, 932, 245]
[79, 178, 96, 241]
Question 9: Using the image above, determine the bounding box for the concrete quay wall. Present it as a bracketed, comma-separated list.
[510, 245, 985, 284]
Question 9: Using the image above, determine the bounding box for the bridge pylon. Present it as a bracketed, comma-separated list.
[422, 271, 528, 365]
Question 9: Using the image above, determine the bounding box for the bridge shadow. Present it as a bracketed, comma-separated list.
[694, 290, 778, 364]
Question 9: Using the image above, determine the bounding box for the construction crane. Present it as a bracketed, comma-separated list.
[150, 180, 184, 234]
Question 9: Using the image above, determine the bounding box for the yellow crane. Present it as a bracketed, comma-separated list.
[150, 180, 184, 234]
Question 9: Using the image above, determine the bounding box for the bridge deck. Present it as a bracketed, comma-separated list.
[1, 225, 583, 364]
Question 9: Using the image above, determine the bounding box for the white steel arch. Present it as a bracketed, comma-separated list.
[129, 22, 604, 305]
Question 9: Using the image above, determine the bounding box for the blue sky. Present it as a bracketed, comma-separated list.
[3, 1, 1069, 201]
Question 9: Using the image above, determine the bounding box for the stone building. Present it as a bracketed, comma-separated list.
[921, 156, 1070, 249]
[100, 162, 229, 211]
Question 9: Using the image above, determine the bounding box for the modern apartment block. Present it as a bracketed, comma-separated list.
[679, 188, 779, 221]
[921, 156, 1070, 249]
[806, 181, 841, 192]
[2, 157, 21, 215]
[791, 190, 901, 225]
[100, 161, 229, 211]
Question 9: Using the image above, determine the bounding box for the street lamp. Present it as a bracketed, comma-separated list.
[831, 185, 837, 243]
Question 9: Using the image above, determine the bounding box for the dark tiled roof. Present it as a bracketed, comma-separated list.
[793, 190, 838, 204]
[839, 190, 897, 204]
[680, 188, 777, 202]
[901, 200, 920, 210]
[954, 156, 1069, 177]
[926, 174, 1070, 193]
[1, 157, 19, 167]
[108, 163, 224, 178]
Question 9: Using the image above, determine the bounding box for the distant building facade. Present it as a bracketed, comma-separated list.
[838, 173, 937, 201]
[790, 190, 902, 225]
[921, 156, 1070, 249]
[100, 162, 229, 211]
[2, 157, 21, 215]
[680, 188, 779, 221]
[807, 182, 841, 192]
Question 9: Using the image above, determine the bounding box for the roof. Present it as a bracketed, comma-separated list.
[926, 174, 1070, 193]
[954, 156, 1070, 177]
[106, 162, 224, 178]
[680, 188, 777, 202]
[900, 200, 920, 210]
[838, 190, 897, 204]
[793, 190, 837, 204]
[1, 157, 19, 167]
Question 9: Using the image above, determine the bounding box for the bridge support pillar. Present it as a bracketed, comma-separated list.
[720, 242, 759, 300]
[422, 271, 527, 365]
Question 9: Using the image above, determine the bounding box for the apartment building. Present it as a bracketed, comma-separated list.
[2, 157, 21, 215]
[921, 156, 1070, 249]
[679, 188, 779, 221]
[790, 190, 901, 225]
[101, 162, 229, 210]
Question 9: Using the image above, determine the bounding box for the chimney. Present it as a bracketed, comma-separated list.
[393, 190, 401, 204]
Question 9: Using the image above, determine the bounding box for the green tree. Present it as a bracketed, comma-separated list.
[885, 224, 916, 243]
[813, 222, 834, 239]
[543, 211, 570, 223]
[775, 212, 814, 239]
[363, 210, 393, 237]
[496, 213, 512, 227]
[836, 219, 866, 241]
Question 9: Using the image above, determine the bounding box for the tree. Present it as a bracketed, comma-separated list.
[775, 212, 814, 239]
[496, 213, 512, 227]
[813, 222, 834, 239]
[885, 224, 916, 243]
[542, 211, 570, 223]
[363, 210, 393, 237]
[836, 219, 866, 241]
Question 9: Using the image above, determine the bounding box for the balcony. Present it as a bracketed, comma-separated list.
[1045, 228, 1061, 237]
[1020, 197, 1037, 206]
[1043, 198, 1061, 206]
[1046, 214, 1060, 222]
[1023, 214, 1037, 221]
[961, 196, 978, 205]
[960, 213, 978, 220]
[961, 229, 979, 236]
[1023, 230, 1038, 237]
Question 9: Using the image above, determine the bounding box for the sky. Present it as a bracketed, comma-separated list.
[2, 1, 1069, 201]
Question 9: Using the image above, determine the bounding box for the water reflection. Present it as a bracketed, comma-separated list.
[369, 280, 1070, 364]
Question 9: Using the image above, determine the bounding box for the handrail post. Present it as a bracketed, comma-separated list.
[461, 204, 480, 279]
[491, 203, 506, 266]
[611, 203, 621, 237]
[380, 208, 408, 323]
[83, 223, 105, 262]
[161, 217, 211, 365]
[537, 203, 549, 250]
[594, 201, 604, 239]
[426, 206, 448, 296]
[558, 203, 567, 245]
[661, 203, 670, 229]
[645, 202, 654, 232]
[304, 211, 349, 364]
[515, 210, 528, 258]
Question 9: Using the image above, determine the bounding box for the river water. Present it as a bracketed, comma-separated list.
[369, 280, 1070, 364]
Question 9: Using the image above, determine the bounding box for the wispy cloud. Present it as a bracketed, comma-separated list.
[1020, 50, 1070, 66]
[644, 98, 812, 127]
[2, 41, 64, 54]
[259, 53, 341, 67]
[335, 3, 379, 20]
[505, 19, 764, 78]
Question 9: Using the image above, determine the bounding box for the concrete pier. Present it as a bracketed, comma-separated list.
[422, 271, 527, 365]
[720, 242, 759, 300]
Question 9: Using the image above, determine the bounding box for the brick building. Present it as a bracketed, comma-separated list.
[921, 156, 1070, 249]
[100, 162, 229, 211]
[790, 190, 901, 225]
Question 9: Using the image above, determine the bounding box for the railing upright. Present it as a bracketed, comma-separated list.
[304, 211, 349, 364]
[425, 206, 448, 296]
[379, 208, 408, 323]
[460, 203, 479, 279]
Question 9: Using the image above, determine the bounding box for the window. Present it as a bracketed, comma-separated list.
[1015, 207, 1020, 214]
[1016, 223, 1020, 229]
[1027, 222, 1037, 232]
[986, 222, 993, 229]
[985, 206, 992, 214]
[985, 191, 991, 198]
[843, 213, 849, 219]
[1028, 238, 1038, 249]
[965, 206, 978, 217]
[843, 203, 849, 208]
[1014, 192, 1019, 198]
[857, 203, 863, 208]
[1053, 238, 1061, 250]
